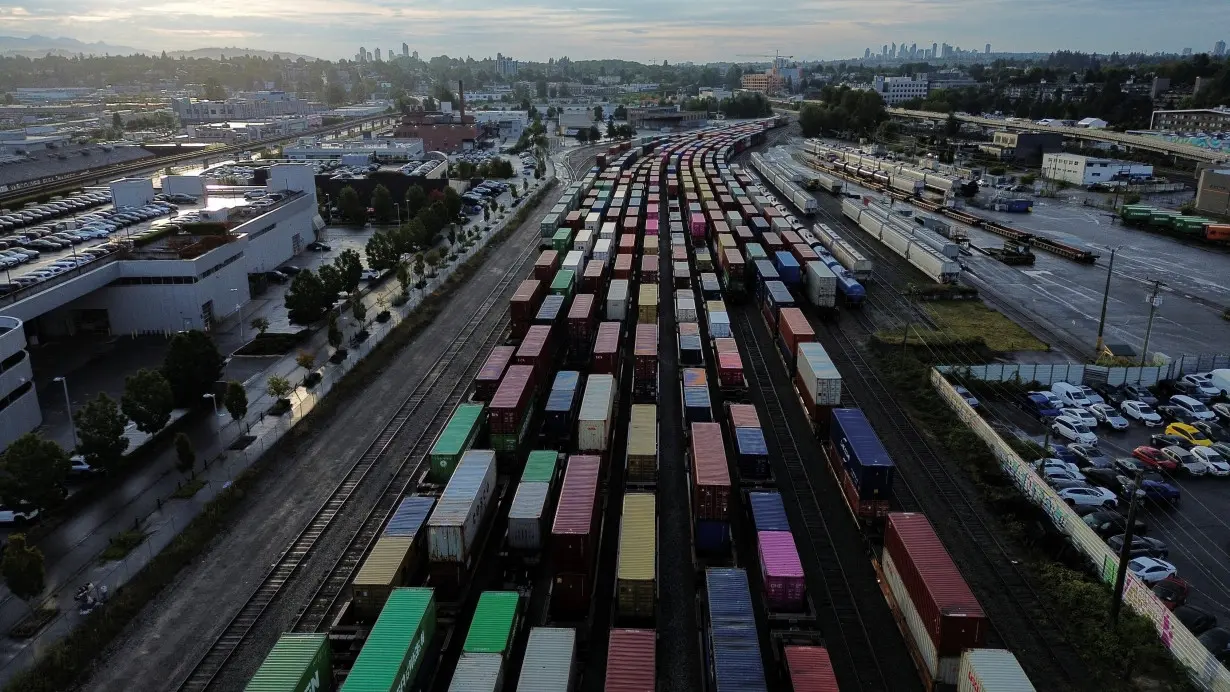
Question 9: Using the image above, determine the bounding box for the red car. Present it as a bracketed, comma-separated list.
[1152, 576, 1189, 611]
[1134, 445, 1179, 471]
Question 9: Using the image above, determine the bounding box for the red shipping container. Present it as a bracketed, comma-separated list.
[691, 423, 731, 521]
[605, 629, 656, 692]
[717, 351, 744, 388]
[592, 322, 621, 375]
[535, 251, 560, 281]
[722, 248, 745, 279]
[515, 325, 554, 372]
[641, 255, 659, 283]
[780, 230, 803, 246]
[489, 365, 535, 435]
[735, 226, 754, 246]
[762, 231, 784, 253]
[713, 338, 738, 355]
[884, 513, 987, 656]
[618, 235, 636, 253]
[728, 403, 759, 429]
[583, 259, 607, 294]
[827, 441, 888, 519]
[671, 246, 687, 262]
[792, 243, 819, 265]
[614, 254, 634, 280]
[795, 373, 833, 435]
[765, 207, 783, 220]
[552, 455, 602, 574]
[565, 210, 584, 231]
[634, 324, 658, 383]
[778, 308, 816, 363]
[741, 204, 759, 220]
[622, 216, 639, 235]
[510, 279, 545, 338]
[568, 294, 597, 346]
[474, 346, 515, 402]
[720, 195, 737, 211]
[785, 646, 840, 692]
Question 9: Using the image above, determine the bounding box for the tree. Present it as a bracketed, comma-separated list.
[588, 125, 601, 142]
[0, 435, 70, 512]
[327, 315, 343, 351]
[593, 105, 603, 121]
[405, 185, 428, 216]
[317, 263, 344, 298]
[296, 352, 316, 372]
[536, 78, 548, 98]
[223, 381, 247, 423]
[370, 184, 395, 224]
[285, 270, 332, 324]
[337, 186, 366, 224]
[724, 64, 744, 91]
[366, 230, 400, 271]
[576, 129, 590, 144]
[121, 369, 174, 435]
[396, 261, 412, 294]
[613, 104, 628, 120]
[424, 249, 443, 275]
[249, 316, 270, 335]
[75, 393, 129, 471]
[266, 375, 292, 401]
[351, 295, 367, 323]
[203, 77, 226, 100]
[111, 112, 123, 129]
[334, 249, 363, 293]
[945, 113, 960, 136]
[1, 535, 45, 608]
[173, 433, 195, 475]
[162, 330, 224, 408]
[442, 187, 463, 219]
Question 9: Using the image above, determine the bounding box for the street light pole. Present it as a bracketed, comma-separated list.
[53, 376, 78, 449]
[1140, 279, 1165, 367]
[203, 393, 220, 416]
[1110, 470, 1145, 625]
[1093, 246, 1120, 358]
[231, 287, 244, 345]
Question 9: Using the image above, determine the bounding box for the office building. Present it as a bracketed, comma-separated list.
[0, 315, 39, 449]
[978, 131, 1063, 163]
[374, 48, 382, 62]
[932, 42, 938, 58]
[172, 92, 315, 123]
[1195, 165, 1230, 216]
[864, 48, 871, 59]
[1216, 40, 1226, 57]
[985, 43, 991, 54]
[1041, 153, 1152, 186]
[1151, 107, 1230, 133]
[402, 43, 409, 57]
[495, 53, 519, 78]
[872, 75, 929, 105]
[358, 46, 366, 63]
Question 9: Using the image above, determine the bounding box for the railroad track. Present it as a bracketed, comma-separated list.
[175, 205, 545, 692]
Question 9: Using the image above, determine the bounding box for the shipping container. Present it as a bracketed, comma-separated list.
[829, 408, 894, 501]
[578, 374, 617, 453]
[777, 308, 815, 366]
[591, 322, 622, 375]
[517, 628, 577, 692]
[675, 293, 698, 322]
[747, 492, 789, 532]
[522, 449, 559, 484]
[536, 294, 567, 329]
[448, 653, 503, 692]
[508, 482, 551, 552]
[683, 385, 712, 424]
[428, 450, 497, 566]
[606, 280, 630, 321]
[568, 294, 597, 357]
[604, 629, 656, 692]
[339, 588, 436, 692]
[640, 255, 660, 284]
[386, 495, 436, 538]
[758, 531, 806, 612]
[673, 261, 691, 288]
[634, 324, 658, 396]
[796, 342, 841, 410]
[678, 322, 704, 367]
[784, 646, 839, 692]
[614, 253, 634, 280]
[705, 569, 768, 692]
[728, 403, 760, 429]
[245, 633, 331, 692]
[574, 229, 595, 257]
[563, 250, 585, 277]
[474, 347, 515, 402]
[489, 365, 537, 438]
[734, 426, 769, 479]
[353, 535, 419, 621]
[638, 284, 659, 323]
[463, 590, 521, 656]
[594, 238, 613, 264]
[958, 649, 1036, 692]
[803, 261, 837, 309]
[551, 456, 602, 619]
[516, 325, 554, 373]
[583, 259, 607, 295]
[542, 372, 581, 448]
[692, 424, 731, 522]
[762, 281, 794, 329]
[428, 404, 486, 484]
[626, 404, 658, 485]
[551, 269, 577, 299]
[510, 279, 545, 337]
[617, 493, 657, 621]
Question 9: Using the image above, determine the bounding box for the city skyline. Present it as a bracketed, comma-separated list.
[0, 0, 1225, 64]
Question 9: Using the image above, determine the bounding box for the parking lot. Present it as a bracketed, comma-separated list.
[985, 385, 1230, 628]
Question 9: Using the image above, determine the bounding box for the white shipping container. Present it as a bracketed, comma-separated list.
[599, 221, 617, 240]
[671, 232, 686, 248]
[428, 450, 497, 565]
[448, 652, 504, 692]
[673, 261, 690, 281]
[804, 261, 837, 308]
[606, 280, 630, 321]
[797, 342, 842, 406]
[574, 229, 594, 258]
[584, 212, 601, 231]
[726, 211, 742, 227]
[958, 649, 1036, 692]
[507, 482, 550, 551]
[577, 374, 617, 452]
[883, 552, 960, 685]
[675, 295, 697, 323]
[708, 311, 732, 338]
[517, 628, 577, 692]
[563, 250, 585, 276]
[771, 217, 791, 233]
[593, 238, 612, 264]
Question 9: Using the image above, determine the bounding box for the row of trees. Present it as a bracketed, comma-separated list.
[798, 88, 889, 138]
[284, 249, 364, 324]
[453, 158, 515, 181]
[680, 92, 774, 119]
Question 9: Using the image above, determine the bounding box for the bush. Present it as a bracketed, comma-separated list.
[376, 310, 392, 323]
[391, 293, 408, 307]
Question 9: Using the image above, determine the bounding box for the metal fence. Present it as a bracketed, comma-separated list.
[938, 354, 1230, 387]
[931, 368, 1230, 691]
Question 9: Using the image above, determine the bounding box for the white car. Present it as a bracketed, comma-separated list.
[0, 504, 39, 524]
[1088, 403, 1129, 430]
[1121, 400, 1163, 426]
[1051, 417, 1098, 445]
[1079, 385, 1105, 405]
[1058, 407, 1098, 428]
[1043, 467, 1087, 486]
[1162, 446, 1209, 476]
[1190, 447, 1230, 477]
[1179, 374, 1220, 400]
[1128, 556, 1177, 585]
[1037, 457, 1083, 476]
[1170, 394, 1217, 421]
[1056, 485, 1119, 509]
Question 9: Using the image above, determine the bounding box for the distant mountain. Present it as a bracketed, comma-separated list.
[0, 34, 144, 57]
[165, 47, 321, 62]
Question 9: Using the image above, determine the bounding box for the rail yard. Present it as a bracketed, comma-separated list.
[71, 116, 1230, 692]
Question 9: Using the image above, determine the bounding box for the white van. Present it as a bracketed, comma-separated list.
[1207, 370, 1230, 398]
[1169, 394, 1216, 421]
[1051, 382, 1093, 408]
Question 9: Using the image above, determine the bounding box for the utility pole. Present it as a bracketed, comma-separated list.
[1139, 280, 1165, 367]
[1110, 470, 1145, 625]
[1093, 246, 1120, 358]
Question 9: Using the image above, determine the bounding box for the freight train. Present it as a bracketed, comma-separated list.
[842, 198, 962, 284]
[748, 152, 819, 215]
[803, 139, 962, 196]
[1120, 204, 1230, 243]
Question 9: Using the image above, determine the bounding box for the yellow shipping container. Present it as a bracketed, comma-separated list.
[617, 493, 657, 620]
[352, 535, 417, 621]
[638, 284, 658, 324]
[626, 405, 658, 484]
[717, 234, 737, 253]
[643, 236, 660, 255]
[706, 300, 727, 314]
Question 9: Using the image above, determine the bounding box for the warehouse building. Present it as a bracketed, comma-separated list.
[978, 131, 1064, 163]
[1195, 166, 1230, 217]
[1041, 153, 1153, 187]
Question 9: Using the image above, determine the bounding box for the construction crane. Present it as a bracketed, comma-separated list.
[735, 51, 795, 94]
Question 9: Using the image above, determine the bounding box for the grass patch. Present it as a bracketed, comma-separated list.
[876, 300, 1048, 355]
[170, 478, 206, 500]
[9, 607, 58, 640]
[98, 530, 148, 563]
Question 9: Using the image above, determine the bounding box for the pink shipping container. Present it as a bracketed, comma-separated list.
[634, 324, 658, 384]
[671, 246, 687, 263]
[568, 294, 597, 340]
[778, 308, 816, 363]
[780, 230, 803, 246]
[647, 204, 660, 221]
[516, 325, 554, 371]
[690, 213, 707, 238]
[762, 231, 784, 254]
[489, 365, 536, 435]
[605, 629, 656, 692]
[645, 218, 659, 236]
[592, 321, 622, 375]
[728, 403, 759, 429]
[474, 346, 515, 402]
[618, 235, 636, 254]
[583, 259, 606, 294]
[690, 424, 731, 521]
[758, 530, 806, 611]
[552, 455, 602, 575]
[717, 351, 744, 388]
[623, 216, 639, 236]
[614, 254, 634, 280]
[785, 646, 840, 692]
[641, 255, 659, 283]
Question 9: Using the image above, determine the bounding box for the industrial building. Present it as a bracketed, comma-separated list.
[1150, 107, 1230, 133]
[872, 75, 929, 105]
[0, 315, 38, 449]
[1041, 153, 1153, 187]
[392, 86, 478, 154]
[284, 137, 426, 162]
[626, 106, 705, 131]
[473, 110, 528, 141]
[1195, 166, 1230, 217]
[558, 107, 598, 136]
[172, 92, 317, 124]
[978, 130, 1063, 163]
[740, 72, 783, 95]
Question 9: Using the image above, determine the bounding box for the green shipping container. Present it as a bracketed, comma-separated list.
[429, 404, 486, 484]
[521, 451, 558, 484]
[552, 229, 573, 253]
[463, 591, 521, 656]
[246, 633, 332, 692]
[550, 270, 575, 298]
[341, 588, 436, 692]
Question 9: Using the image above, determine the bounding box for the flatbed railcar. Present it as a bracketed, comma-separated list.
[841, 199, 960, 284]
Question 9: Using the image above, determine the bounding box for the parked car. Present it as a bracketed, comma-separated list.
[1021, 392, 1060, 419]
[1132, 472, 1182, 504]
[264, 270, 289, 284]
[1052, 382, 1094, 407]
[1212, 402, 1230, 424]
[1055, 485, 1119, 509]
[1079, 385, 1105, 405]
[1043, 467, 1087, 486]
[1176, 374, 1220, 401]
[1120, 384, 1159, 407]
[1199, 628, 1230, 664]
[360, 269, 382, 281]
[1162, 446, 1209, 476]
[1210, 442, 1230, 460]
[1051, 417, 1098, 445]
[0, 504, 39, 524]
[1121, 400, 1163, 426]
[1158, 404, 1203, 425]
[1128, 556, 1177, 585]
[1058, 407, 1098, 428]
[307, 241, 331, 251]
[1083, 468, 1147, 502]
[1169, 394, 1217, 421]
[278, 265, 303, 275]
[1150, 432, 1192, 450]
[1166, 422, 1213, 447]
[1190, 447, 1230, 476]
[1192, 420, 1230, 443]
[1047, 443, 1080, 465]
[1131, 446, 1179, 472]
[1151, 576, 1189, 611]
[953, 385, 979, 408]
[1036, 457, 1084, 476]
[1034, 390, 1065, 410]
[1080, 508, 1148, 539]
[1088, 403, 1129, 430]
[1067, 443, 1114, 470]
[1174, 605, 1218, 636]
[1107, 534, 1169, 559]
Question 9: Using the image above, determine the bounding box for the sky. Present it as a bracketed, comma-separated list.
[1, 0, 1227, 63]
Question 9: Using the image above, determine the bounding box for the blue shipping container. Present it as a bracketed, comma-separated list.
[536, 294, 566, 325]
[543, 387, 580, 445]
[762, 281, 794, 327]
[679, 333, 704, 366]
[748, 492, 790, 532]
[829, 408, 895, 499]
[773, 251, 801, 286]
[551, 370, 581, 393]
[683, 386, 713, 423]
[734, 427, 770, 479]
[705, 568, 767, 692]
[749, 217, 769, 234]
[384, 495, 436, 537]
[696, 519, 731, 554]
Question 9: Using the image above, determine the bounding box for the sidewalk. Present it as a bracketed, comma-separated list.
[0, 173, 555, 683]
